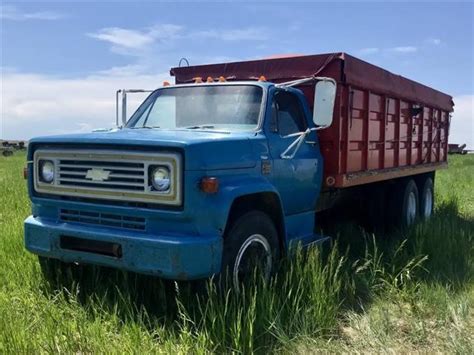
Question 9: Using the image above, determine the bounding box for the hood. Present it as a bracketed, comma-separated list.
[28, 128, 263, 170]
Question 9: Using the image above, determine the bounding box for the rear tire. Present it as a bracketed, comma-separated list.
[390, 179, 419, 230]
[220, 211, 280, 291]
[419, 177, 434, 220]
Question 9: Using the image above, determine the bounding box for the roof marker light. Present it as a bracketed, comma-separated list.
[206, 76, 214, 83]
[218, 76, 226, 82]
[163, 80, 171, 86]
[193, 77, 203, 83]
[258, 75, 267, 82]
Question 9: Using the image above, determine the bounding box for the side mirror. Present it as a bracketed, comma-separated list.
[313, 79, 337, 128]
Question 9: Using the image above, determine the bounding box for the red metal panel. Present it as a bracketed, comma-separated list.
[399, 100, 409, 166]
[395, 98, 401, 168]
[347, 88, 365, 172]
[368, 92, 383, 170]
[385, 97, 397, 168]
[411, 106, 421, 165]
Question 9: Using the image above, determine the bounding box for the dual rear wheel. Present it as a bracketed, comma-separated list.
[391, 175, 434, 229]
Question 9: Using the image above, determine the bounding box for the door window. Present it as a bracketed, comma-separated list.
[271, 92, 306, 136]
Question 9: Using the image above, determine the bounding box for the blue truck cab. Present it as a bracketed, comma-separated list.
[24, 79, 337, 287]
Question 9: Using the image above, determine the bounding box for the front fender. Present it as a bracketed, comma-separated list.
[191, 172, 281, 236]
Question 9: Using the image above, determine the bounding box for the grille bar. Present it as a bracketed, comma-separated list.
[60, 209, 146, 231]
[59, 171, 143, 179]
[58, 177, 145, 187]
[59, 164, 144, 171]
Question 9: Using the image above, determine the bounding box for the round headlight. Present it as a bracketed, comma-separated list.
[40, 161, 55, 183]
[151, 167, 170, 191]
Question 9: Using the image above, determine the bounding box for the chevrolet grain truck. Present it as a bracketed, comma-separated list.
[24, 53, 453, 289]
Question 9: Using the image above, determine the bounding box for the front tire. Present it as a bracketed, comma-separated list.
[221, 211, 280, 291]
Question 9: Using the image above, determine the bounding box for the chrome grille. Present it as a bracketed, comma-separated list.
[60, 209, 146, 231]
[33, 149, 182, 206]
[58, 160, 146, 191]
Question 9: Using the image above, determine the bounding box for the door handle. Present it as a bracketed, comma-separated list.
[305, 140, 317, 146]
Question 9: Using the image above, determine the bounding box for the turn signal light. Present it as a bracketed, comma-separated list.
[200, 177, 219, 194]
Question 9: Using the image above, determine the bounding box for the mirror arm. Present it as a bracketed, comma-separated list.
[315, 125, 329, 131]
[115, 90, 121, 127]
[280, 127, 317, 159]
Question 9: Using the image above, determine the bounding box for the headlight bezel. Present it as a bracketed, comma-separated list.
[39, 160, 55, 184]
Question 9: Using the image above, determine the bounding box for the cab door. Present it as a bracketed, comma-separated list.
[265, 90, 322, 216]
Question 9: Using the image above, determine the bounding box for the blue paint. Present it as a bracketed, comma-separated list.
[24, 82, 326, 280]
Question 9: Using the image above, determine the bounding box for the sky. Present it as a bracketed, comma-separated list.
[1, 1, 473, 148]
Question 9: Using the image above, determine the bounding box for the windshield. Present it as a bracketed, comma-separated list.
[126, 85, 263, 131]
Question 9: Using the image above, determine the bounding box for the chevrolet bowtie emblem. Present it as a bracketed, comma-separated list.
[85, 168, 111, 181]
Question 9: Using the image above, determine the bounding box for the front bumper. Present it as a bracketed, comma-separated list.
[24, 216, 222, 280]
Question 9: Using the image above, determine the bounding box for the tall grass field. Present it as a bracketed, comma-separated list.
[1, 152, 473, 353]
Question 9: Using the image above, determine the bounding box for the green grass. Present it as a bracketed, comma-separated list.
[1, 152, 473, 353]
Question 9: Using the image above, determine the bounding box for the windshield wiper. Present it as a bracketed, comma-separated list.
[129, 125, 160, 129]
[185, 125, 215, 130]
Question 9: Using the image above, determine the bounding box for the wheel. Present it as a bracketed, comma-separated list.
[390, 179, 419, 230]
[221, 211, 280, 291]
[419, 176, 434, 220]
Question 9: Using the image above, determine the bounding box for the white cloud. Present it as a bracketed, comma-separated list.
[450, 95, 474, 149]
[0, 5, 64, 21]
[88, 24, 268, 55]
[358, 47, 380, 55]
[87, 24, 183, 53]
[88, 28, 156, 50]
[1, 69, 170, 140]
[389, 46, 418, 53]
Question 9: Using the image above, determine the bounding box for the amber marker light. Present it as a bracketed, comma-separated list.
[194, 77, 203, 83]
[258, 75, 267, 82]
[218, 76, 226, 82]
[206, 76, 214, 83]
[163, 80, 171, 86]
[200, 177, 219, 194]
